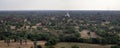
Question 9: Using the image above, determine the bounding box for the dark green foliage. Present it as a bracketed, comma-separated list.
[111, 46, 120, 48]
[71, 45, 79, 48]
[59, 33, 80, 42]
[117, 42, 120, 46]
[27, 33, 42, 41]
[37, 45, 42, 48]
[63, 26, 76, 34]
[61, 47, 65, 48]
[46, 46, 55, 48]
[45, 37, 59, 46]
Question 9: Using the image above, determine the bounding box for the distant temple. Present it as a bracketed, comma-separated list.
[65, 12, 70, 17]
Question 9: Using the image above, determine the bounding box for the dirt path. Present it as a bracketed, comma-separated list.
[0, 40, 46, 48]
[55, 42, 114, 48]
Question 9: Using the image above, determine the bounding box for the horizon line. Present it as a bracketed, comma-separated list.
[1, 9, 120, 11]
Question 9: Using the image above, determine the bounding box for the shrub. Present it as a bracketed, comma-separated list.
[111, 46, 120, 48]
[71, 45, 79, 48]
[45, 37, 58, 46]
[37, 45, 42, 48]
[61, 47, 65, 48]
[46, 46, 55, 48]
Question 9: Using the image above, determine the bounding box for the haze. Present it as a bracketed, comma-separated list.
[0, 0, 120, 10]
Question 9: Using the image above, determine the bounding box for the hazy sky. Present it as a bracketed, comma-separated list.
[0, 0, 120, 10]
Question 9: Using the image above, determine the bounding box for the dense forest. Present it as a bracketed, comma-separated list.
[0, 10, 120, 48]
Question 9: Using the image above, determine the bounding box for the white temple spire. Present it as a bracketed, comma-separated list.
[65, 12, 70, 17]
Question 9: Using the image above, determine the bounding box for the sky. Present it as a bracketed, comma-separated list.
[0, 0, 120, 10]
